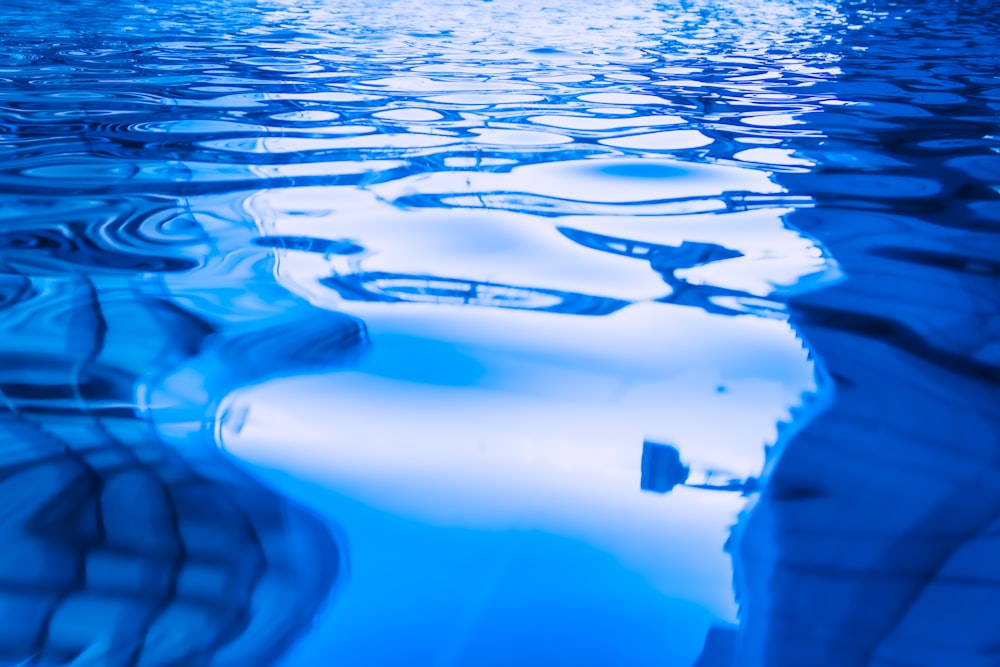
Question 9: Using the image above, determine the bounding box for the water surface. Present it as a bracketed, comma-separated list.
[1, 0, 998, 665]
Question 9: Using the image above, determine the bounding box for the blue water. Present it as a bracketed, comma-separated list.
[1, 0, 998, 665]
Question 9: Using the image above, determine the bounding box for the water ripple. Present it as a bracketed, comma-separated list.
[1, 0, 997, 665]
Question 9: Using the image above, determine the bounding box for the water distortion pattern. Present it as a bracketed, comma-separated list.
[0, 0, 998, 665]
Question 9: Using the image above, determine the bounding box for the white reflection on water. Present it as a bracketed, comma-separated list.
[215, 168, 837, 667]
[168, 0, 847, 664]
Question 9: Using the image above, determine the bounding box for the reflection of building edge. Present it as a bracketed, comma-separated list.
[304, 227, 762, 318]
[556, 227, 768, 317]
[640, 441, 759, 495]
[321, 271, 630, 316]
[640, 441, 690, 493]
[732, 6, 1000, 665]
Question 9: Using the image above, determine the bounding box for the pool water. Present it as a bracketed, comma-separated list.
[0, 0, 998, 665]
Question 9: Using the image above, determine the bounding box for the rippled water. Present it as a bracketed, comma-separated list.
[1, 0, 998, 665]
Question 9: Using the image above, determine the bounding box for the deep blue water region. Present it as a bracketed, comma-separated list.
[0, 0, 998, 665]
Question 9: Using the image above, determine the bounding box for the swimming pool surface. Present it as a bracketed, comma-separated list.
[1, 0, 998, 665]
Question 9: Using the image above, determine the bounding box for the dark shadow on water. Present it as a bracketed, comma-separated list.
[0, 243, 359, 665]
[734, 2, 1000, 664]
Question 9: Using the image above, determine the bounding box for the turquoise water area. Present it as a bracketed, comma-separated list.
[1, 0, 998, 665]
